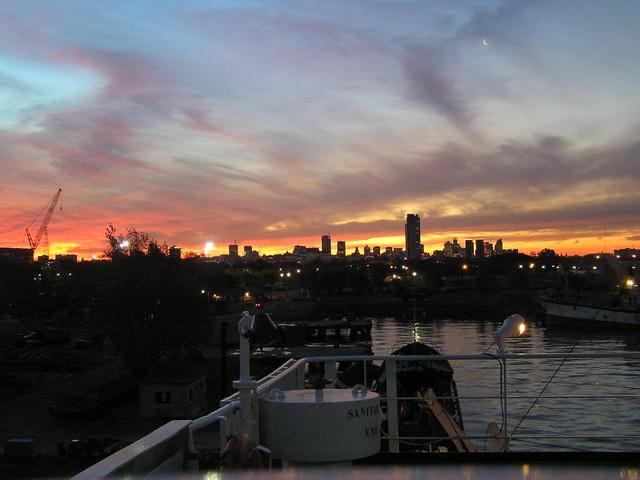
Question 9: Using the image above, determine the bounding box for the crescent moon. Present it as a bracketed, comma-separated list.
[482, 39, 489, 47]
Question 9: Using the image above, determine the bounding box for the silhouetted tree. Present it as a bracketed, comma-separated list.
[100, 226, 205, 375]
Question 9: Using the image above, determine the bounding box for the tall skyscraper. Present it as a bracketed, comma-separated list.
[495, 238, 504, 254]
[337, 241, 346, 257]
[321, 235, 331, 255]
[229, 244, 239, 257]
[465, 240, 474, 258]
[373, 246, 381, 256]
[475, 239, 485, 258]
[405, 214, 421, 260]
[244, 245, 253, 256]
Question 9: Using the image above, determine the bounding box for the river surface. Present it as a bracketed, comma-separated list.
[369, 315, 640, 452]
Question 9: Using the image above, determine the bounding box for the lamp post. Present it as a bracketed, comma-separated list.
[495, 314, 527, 452]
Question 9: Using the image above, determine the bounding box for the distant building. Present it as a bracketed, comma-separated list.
[244, 245, 253, 256]
[405, 214, 421, 260]
[373, 246, 381, 256]
[337, 241, 346, 257]
[475, 239, 485, 258]
[465, 240, 474, 258]
[293, 245, 319, 257]
[484, 242, 494, 256]
[614, 248, 640, 258]
[364, 245, 371, 256]
[444, 240, 454, 257]
[139, 367, 207, 419]
[169, 246, 181, 260]
[229, 244, 239, 257]
[0, 247, 33, 263]
[55, 254, 77, 263]
[385, 247, 393, 253]
[321, 235, 331, 255]
[353, 247, 361, 256]
[495, 239, 504, 255]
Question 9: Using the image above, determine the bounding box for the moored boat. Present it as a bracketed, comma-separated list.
[539, 296, 640, 328]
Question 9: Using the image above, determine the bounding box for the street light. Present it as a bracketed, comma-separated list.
[495, 314, 527, 353]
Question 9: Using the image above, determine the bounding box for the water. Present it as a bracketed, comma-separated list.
[370, 315, 640, 451]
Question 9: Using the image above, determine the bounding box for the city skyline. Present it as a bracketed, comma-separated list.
[1, 2, 640, 258]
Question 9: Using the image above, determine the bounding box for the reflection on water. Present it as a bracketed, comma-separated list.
[371, 316, 640, 451]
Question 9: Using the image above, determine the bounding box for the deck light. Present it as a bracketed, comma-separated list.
[495, 314, 527, 352]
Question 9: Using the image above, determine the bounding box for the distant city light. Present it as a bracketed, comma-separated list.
[280, 273, 284, 277]
[529, 263, 535, 269]
[412, 271, 417, 277]
[518, 264, 523, 269]
[296, 269, 300, 273]
[245, 292, 250, 298]
[626, 279, 635, 288]
[592, 266, 597, 270]
[201, 289, 206, 294]
[462, 264, 468, 270]
[204, 241, 214, 256]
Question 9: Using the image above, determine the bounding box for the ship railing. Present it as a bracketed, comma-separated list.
[72, 350, 640, 478]
[300, 351, 640, 453]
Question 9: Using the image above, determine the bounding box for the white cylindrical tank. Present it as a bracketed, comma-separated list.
[259, 388, 381, 463]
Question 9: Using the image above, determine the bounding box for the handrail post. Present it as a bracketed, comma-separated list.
[385, 359, 399, 453]
[502, 357, 508, 452]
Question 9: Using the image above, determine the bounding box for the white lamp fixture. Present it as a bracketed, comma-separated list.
[495, 314, 527, 352]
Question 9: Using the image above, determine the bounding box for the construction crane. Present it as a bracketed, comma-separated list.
[26, 188, 62, 258]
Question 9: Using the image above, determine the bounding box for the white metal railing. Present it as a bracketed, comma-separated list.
[74, 350, 640, 478]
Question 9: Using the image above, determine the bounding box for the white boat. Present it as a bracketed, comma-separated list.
[539, 296, 640, 327]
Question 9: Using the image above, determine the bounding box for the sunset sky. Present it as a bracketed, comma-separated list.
[1, 1, 639, 258]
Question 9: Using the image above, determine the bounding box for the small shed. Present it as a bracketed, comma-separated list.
[139, 367, 207, 419]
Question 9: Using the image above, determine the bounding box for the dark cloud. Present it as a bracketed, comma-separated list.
[403, 45, 474, 132]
